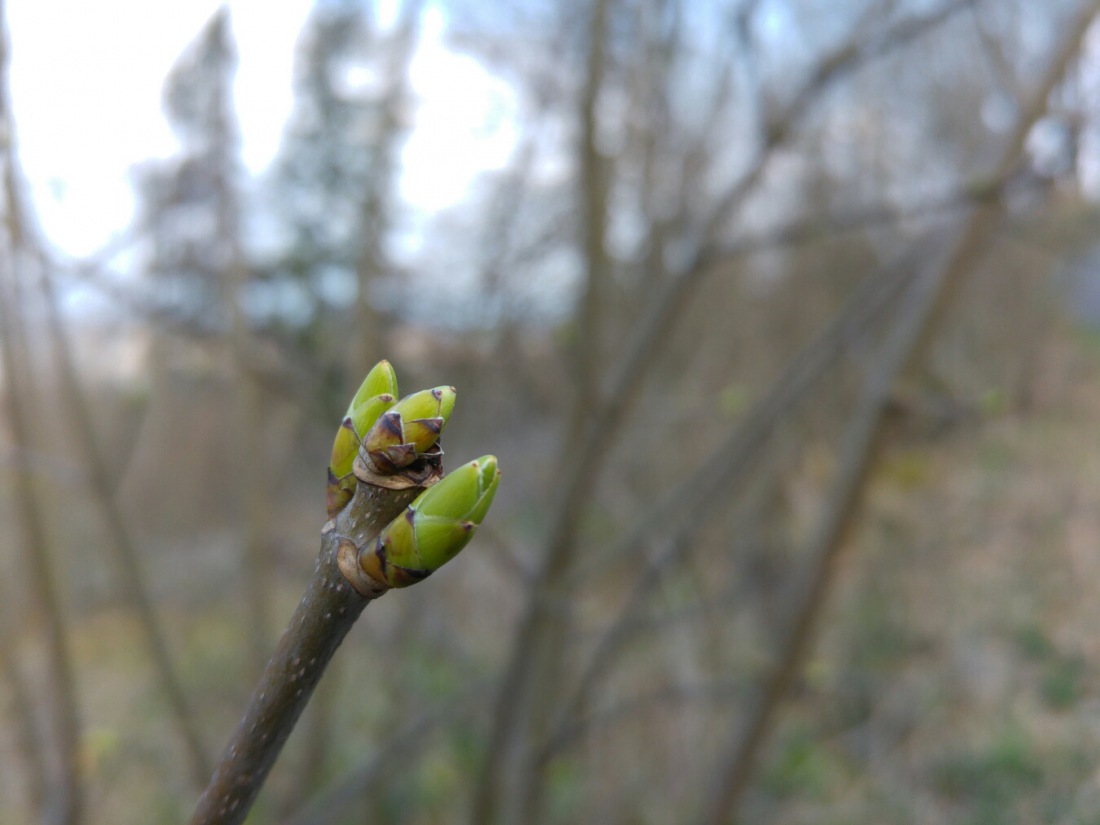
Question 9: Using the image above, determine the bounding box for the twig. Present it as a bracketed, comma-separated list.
[189, 476, 421, 825]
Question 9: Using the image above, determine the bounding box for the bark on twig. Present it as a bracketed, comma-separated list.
[189, 477, 420, 825]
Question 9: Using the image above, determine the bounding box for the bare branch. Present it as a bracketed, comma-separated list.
[470, 4, 978, 821]
[699, 6, 1100, 819]
[0, 4, 83, 821]
[539, 255, 916, 762]
[0, 608, 48, 821]
[189, 479, 422, 825]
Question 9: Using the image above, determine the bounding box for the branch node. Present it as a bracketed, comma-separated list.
[336, 538, 389, 598]
[352, 444, 444, 490]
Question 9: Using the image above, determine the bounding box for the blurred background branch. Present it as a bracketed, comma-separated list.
[3, 0, 1100, 823]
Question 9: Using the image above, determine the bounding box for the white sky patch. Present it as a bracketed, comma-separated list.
[6, 0, 515, 261]
[10, 0, 216, 254]
[229, 0, 316, 172]
[400, 6, 518, 213]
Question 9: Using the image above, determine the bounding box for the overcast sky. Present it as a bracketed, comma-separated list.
[6, 0, 517, 257]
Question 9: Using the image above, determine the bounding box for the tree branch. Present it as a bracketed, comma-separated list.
[537, 253, 916, 764]
[0, 4, 83, 822]
[189, 478, 421, 825]
[699, 6, 1100, 819]
[470, 6, 976, 821]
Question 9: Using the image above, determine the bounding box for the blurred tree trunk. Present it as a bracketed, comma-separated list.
[203, 9, 274, 679]
[570, 0, 612, 437]
[470, 3, 617, 822]
[0, 5, 82, 819]
[520, 1, 615, 820]
[350, 1, 420, 375]
[0, 201, 83, 825]
[0, 617, 47, 820]
[472, 5, 993, 824]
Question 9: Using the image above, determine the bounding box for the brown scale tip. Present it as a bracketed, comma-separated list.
[376, 411, 403, 437]
[416, 418, 444, 434]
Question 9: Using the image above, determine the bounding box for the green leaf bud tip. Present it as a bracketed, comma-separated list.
[326, 361, 401, 518]
[347, 360, 398, 416]
[361, 455, 501, 588]
[364, 386, 457, 474]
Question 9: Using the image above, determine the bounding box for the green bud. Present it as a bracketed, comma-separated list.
[348, 360, 398, 413]
[329, 396, 395, 481]
[364, 386, 457, 474]
[361, 455, 501, 587]
[327, 361, 400, 518]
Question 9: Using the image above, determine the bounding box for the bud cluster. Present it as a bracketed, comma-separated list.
[327, 362, 500, 593]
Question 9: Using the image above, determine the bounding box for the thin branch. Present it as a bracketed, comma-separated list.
[697, 0, 976, 258]
[0, 608, 48, 821]
[470, 6, 974, 820]
[539, 255, 916, 762]
[58, 256, 330, 415]
[33, 147, 217, 798]
[188, 476, 422, 825]
[571, 255, 915, 588]
[704, 171, 1045, 266]
[699, 7, 1100, 820]
[545, 679, 747, 758]
[0, 233, 84, 825]
[0, 7, 83, 824]
[700, 262, 950, 825]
